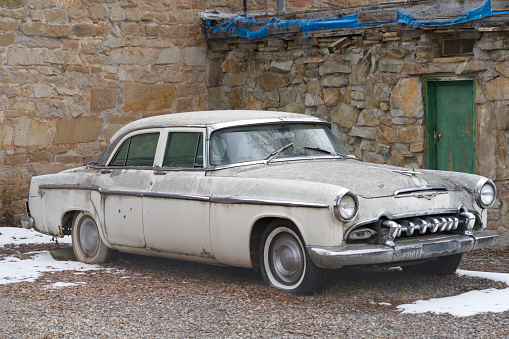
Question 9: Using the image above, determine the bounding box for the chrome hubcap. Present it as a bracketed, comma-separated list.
[271, 234, 304, 285]
[79, 217, 99, 257]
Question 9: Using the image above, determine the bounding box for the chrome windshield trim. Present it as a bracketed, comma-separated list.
[210, 196, 329, 208]
[206, 156, 346, 171]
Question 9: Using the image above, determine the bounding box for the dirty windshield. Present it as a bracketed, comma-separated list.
[210, 123, 349, 166]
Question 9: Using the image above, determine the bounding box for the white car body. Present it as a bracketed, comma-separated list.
[22, 110, 498, 294]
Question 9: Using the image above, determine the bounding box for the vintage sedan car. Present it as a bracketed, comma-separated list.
[22, 110, 498, 294]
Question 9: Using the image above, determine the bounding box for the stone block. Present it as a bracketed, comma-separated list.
[145, 23, 160, 36]
[227, 73, 245, 87]
[10, 98, 36, 110]
[45, 9, 68, 23]
[398, 125, 424, 143]
[88, 4, 107, 20]
[22, 84, 53, 98]
[14, 118, 49, 147]
[90, 87, 117, 113]
[376, 125, 399, 143]
[7, 48, 44, 65]
[477, 40, 504, 51]
[45, 50, 81, 65]
[228, 87, 244, 109]
[2, 8, 26, 19]
[72, 24, 108, 37]
[390, 78, 423, 117]
[126, 9, 142, 21]
[0, 32, 14, 46]
[319, 62, 351, 75]
[69, 9, 89, 22]
[67, 96, 89, 117]
[260, 72, 289, 92]
[294, 56, 325, 64]
[43, 24, 70, 38]
[54, 117, 103, 144]
[120, 22, 144, 36]
[484, 77, 509, 101]
[379, 59, 404, 73]
[4, 154, 28, 166]
[110, 8, 126, 21]
[0, 0, 25, 8]
[331, 103, 358, 128]
[124, 83, 176, 112]
[0, 21, 17, 32]
[109, 48, 153, 65]
[183, 47, 206, 66]
[37, 100, 67, 118]
[270, 60, 293, 73]
[357, 109, 378, 127]
[321, 76, 348, 87]
[350, 126, 375, 140]
[0, 125, 13, 148]
[323, 88, 343, 106]
[222, 58, 240, 73]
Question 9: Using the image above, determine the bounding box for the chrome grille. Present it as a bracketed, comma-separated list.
[346, 211, 477, 247]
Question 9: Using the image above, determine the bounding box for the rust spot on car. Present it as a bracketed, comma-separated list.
[201, 247, 213, 258]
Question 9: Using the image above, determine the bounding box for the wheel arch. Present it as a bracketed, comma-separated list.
[249, 216, 304, 270]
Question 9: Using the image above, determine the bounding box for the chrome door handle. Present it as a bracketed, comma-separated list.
[100, 169, 112, 174]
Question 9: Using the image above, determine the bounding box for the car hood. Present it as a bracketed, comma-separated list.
[208, 159, 465, 198]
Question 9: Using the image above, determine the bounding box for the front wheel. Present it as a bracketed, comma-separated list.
[72, 212, 115, 264]
[260, 221, 325, 295]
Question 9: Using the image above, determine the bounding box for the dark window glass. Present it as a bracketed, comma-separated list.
[110, 133, 159, 167]
[442, 38, 474, 56]
[163, 132, 203, 168]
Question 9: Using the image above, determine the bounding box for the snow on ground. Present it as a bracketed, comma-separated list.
[0, 226, 71, 248]
[397, 270, 509, 317]
[0, 251, 102, 285]
[1, 227, 508, 316]
[0, 227, 107, 287]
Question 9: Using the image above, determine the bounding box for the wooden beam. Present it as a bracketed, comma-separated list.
[492, 0, 509, 12]
[357, 10, 397, 24]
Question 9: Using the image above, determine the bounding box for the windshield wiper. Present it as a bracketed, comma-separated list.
[302, 146, 345, 158]
[265, 143, 294, 164]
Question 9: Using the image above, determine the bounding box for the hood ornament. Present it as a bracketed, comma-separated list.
[393, 168, 422, 177]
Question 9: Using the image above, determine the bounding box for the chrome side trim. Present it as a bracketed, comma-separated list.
[209, 197, 329, 208]
[308, 230, 498, 269]
[38, 184, 327, 208]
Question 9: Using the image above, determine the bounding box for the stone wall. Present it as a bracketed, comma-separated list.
[0, 0, 390, 224]
[206, 30, 509, 247]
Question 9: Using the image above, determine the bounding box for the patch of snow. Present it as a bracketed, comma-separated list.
[43, 282, 87, 290]
[0, 227, 71, 248]
[379, 302, 392, 306]
[0, 251, 101, 285]
[397, 270, 509, 317]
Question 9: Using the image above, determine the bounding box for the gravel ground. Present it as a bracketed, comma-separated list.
[0, 242, 508, 338]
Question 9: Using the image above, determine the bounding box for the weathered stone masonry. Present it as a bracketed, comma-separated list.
[206, 30, 509, 247]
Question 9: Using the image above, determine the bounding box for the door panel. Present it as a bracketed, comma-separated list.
[426, 80, 476, 173]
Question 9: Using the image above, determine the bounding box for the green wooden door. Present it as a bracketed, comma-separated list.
[426, 79, 476, 173]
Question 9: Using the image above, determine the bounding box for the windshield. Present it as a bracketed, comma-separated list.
[210, 123, 350, 166]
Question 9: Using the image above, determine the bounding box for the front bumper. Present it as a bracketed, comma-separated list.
[20, 202, 34, 229]
[307, 230, 498, 269]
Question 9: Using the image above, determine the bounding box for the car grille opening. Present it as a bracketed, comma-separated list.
[346, 211, 479, 246]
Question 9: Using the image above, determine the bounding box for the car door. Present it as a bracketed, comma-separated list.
[92, 129, 162, 248]
[143, 128, 214, 259]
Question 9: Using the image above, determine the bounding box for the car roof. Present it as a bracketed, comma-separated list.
[110, 110, 316, 143]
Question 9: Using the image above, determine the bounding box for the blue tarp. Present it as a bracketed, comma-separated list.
[207, 0, 509, 40]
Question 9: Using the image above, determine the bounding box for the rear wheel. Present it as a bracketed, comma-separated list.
[260, 221, 325, 295]
[72, 212, 114, 264]
[403, 253, 463, 276]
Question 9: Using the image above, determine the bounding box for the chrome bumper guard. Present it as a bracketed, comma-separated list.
[20, 202, 34, 229]
[307, 230, 498, 269]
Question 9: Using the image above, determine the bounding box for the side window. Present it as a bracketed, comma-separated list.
[109, 133, 159, 167]
[163, 132, 203, 168]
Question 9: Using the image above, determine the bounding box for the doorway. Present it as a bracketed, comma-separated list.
[425, 79, 476, 173]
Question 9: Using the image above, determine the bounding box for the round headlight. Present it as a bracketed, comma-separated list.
[334, 189, 359, 222]
[475, 178, 496, 209]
